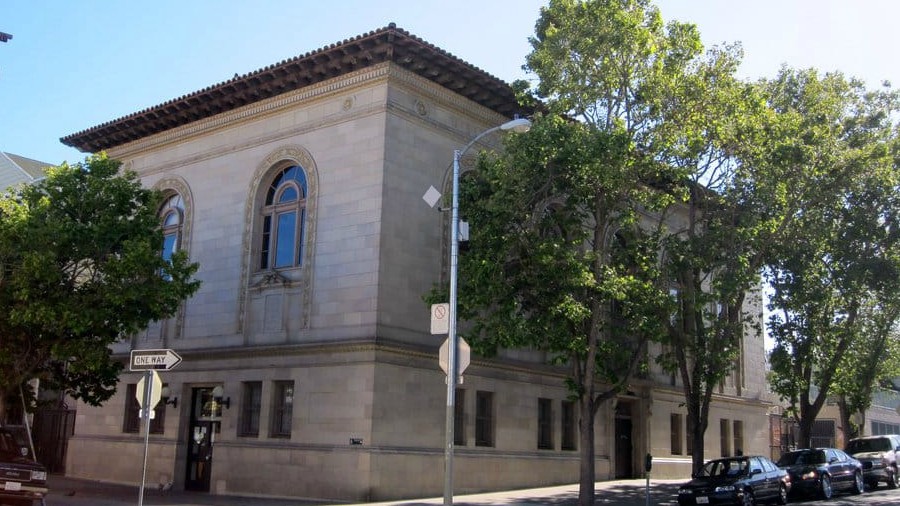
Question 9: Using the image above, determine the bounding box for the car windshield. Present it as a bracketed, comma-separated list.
[698, 458, 748, 477]
[847, 438, 891, 453]
[0, 431, 20, 457]
[777, 450, 825, 466]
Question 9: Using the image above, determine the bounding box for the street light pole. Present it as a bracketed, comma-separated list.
[443, 117, 531, 506]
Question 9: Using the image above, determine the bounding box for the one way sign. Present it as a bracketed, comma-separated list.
[130, 349, 182, 371]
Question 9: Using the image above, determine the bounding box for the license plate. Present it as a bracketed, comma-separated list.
[696, 496, 709, 504]
[4, 481, 22, 491]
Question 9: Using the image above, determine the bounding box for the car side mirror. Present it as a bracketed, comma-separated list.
[751, 469, 762, 476]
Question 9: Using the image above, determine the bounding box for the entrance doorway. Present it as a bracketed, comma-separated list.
[184, 387, 221, 492]
[615, 402, 634, 479]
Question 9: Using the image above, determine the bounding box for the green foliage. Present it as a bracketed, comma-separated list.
[763, 68, 900, 446]
[457, 113, 669, 382]
[0, 154, 200, 406]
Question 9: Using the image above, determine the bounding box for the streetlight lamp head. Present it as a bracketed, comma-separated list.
[500, 117, 532, 133]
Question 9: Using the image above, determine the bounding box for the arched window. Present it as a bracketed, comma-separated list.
[160, 193, 184, 263]
[260, 165, 308, 270]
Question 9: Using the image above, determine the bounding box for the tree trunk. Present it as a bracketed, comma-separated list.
[691, 423, 705, 472]
[796, 411, 814, 449]
[578, 398, 596, 506]
[688, 397, 710, 473]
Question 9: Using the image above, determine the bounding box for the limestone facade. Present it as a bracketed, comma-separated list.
[61, 25, 773, 502]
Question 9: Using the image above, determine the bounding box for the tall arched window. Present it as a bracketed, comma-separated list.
[160, 193, 184, 263]
[260, 165, 307, 270]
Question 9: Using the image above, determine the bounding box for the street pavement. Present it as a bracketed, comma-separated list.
[42, 474, 684, 506]
[40, 475, 900, 506]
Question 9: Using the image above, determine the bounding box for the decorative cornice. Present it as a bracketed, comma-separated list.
[62, 23, 531, 153]
[107, 65, 391, 160]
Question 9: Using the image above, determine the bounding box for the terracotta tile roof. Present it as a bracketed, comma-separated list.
[61, 23, 530, 153]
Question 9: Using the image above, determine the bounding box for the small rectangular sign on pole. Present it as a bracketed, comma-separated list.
[430, 303, 449, 335]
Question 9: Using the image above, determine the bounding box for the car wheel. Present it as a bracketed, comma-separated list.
[777, 483, 788, 505]
[889, 466, 899, 489]
[819, 474, 833, 500]
[852, 471, 864, 494]
[742, 489, 755, 506]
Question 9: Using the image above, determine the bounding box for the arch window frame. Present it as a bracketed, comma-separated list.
[159, 192, 185, 264]
[259, 164, 308, 271]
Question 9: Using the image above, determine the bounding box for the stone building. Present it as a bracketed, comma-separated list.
[60, 24, 772, 502]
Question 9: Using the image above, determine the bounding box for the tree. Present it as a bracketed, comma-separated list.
[765, 69, 900, 448]
[651, 44, 786, 472]
[0, 154, 200, 415]
[832, 301, 900, 440]
[454, 1, 705, 503]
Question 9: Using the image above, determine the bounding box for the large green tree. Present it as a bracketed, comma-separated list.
[765, 69, 900, 447]
[0, 154, 200, 414]
[454, 1, 705, 503]
[650, 44, 788, 472]
[832, 300, 900, 440]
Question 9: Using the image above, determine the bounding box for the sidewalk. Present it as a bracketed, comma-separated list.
[45, 475, 684, 506]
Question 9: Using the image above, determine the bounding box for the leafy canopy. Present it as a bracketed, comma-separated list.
[0, 154, 200, 406]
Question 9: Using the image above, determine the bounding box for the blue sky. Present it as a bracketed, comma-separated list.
[2, 0, 898, 166]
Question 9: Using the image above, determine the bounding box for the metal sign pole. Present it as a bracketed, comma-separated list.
[138, 370, 152, 506]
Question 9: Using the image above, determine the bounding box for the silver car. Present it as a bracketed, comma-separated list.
[845, 434, 900, 489]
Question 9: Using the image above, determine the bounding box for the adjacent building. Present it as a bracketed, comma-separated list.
[59, 24, 772, 502]
[0, 151, 50, 190]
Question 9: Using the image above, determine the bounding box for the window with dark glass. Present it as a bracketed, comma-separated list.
[123, 383, 165, 434]
[454, 388, 466, 446]
[239, 381, 262, 437]
[475, 391, 494, 447]
[538, 398, 553, 449]
[561, 400, 577, 451]
[270, 381, 294, 438]
[810, 419, 836, 448]
[260, 166, 307, 270]
[671, 413, 683, 455]
[733, 420, 744, 456]
[720, 418, 731, 457]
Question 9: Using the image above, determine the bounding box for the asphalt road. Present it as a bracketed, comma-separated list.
[31, 475, 900, 506]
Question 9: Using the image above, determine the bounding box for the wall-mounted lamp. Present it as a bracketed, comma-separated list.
[160, 386, 178, 409]
[212, 385, 230, 409]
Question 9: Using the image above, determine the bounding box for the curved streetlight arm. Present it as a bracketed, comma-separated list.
[458, 117, 533, 159]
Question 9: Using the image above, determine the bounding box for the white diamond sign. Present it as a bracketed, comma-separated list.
[422, 185, 442, 208]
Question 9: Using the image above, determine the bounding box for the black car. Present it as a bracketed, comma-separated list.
[776, 447, 864, 499]
[678, 456, 790, 506]
[0, 428, 47, 506]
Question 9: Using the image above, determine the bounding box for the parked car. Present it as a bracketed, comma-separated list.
[845, 434, 900, 489]
[677, 455, 790, 506]
[0, 427, 48, 506]
[776, 447, 864, 499]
